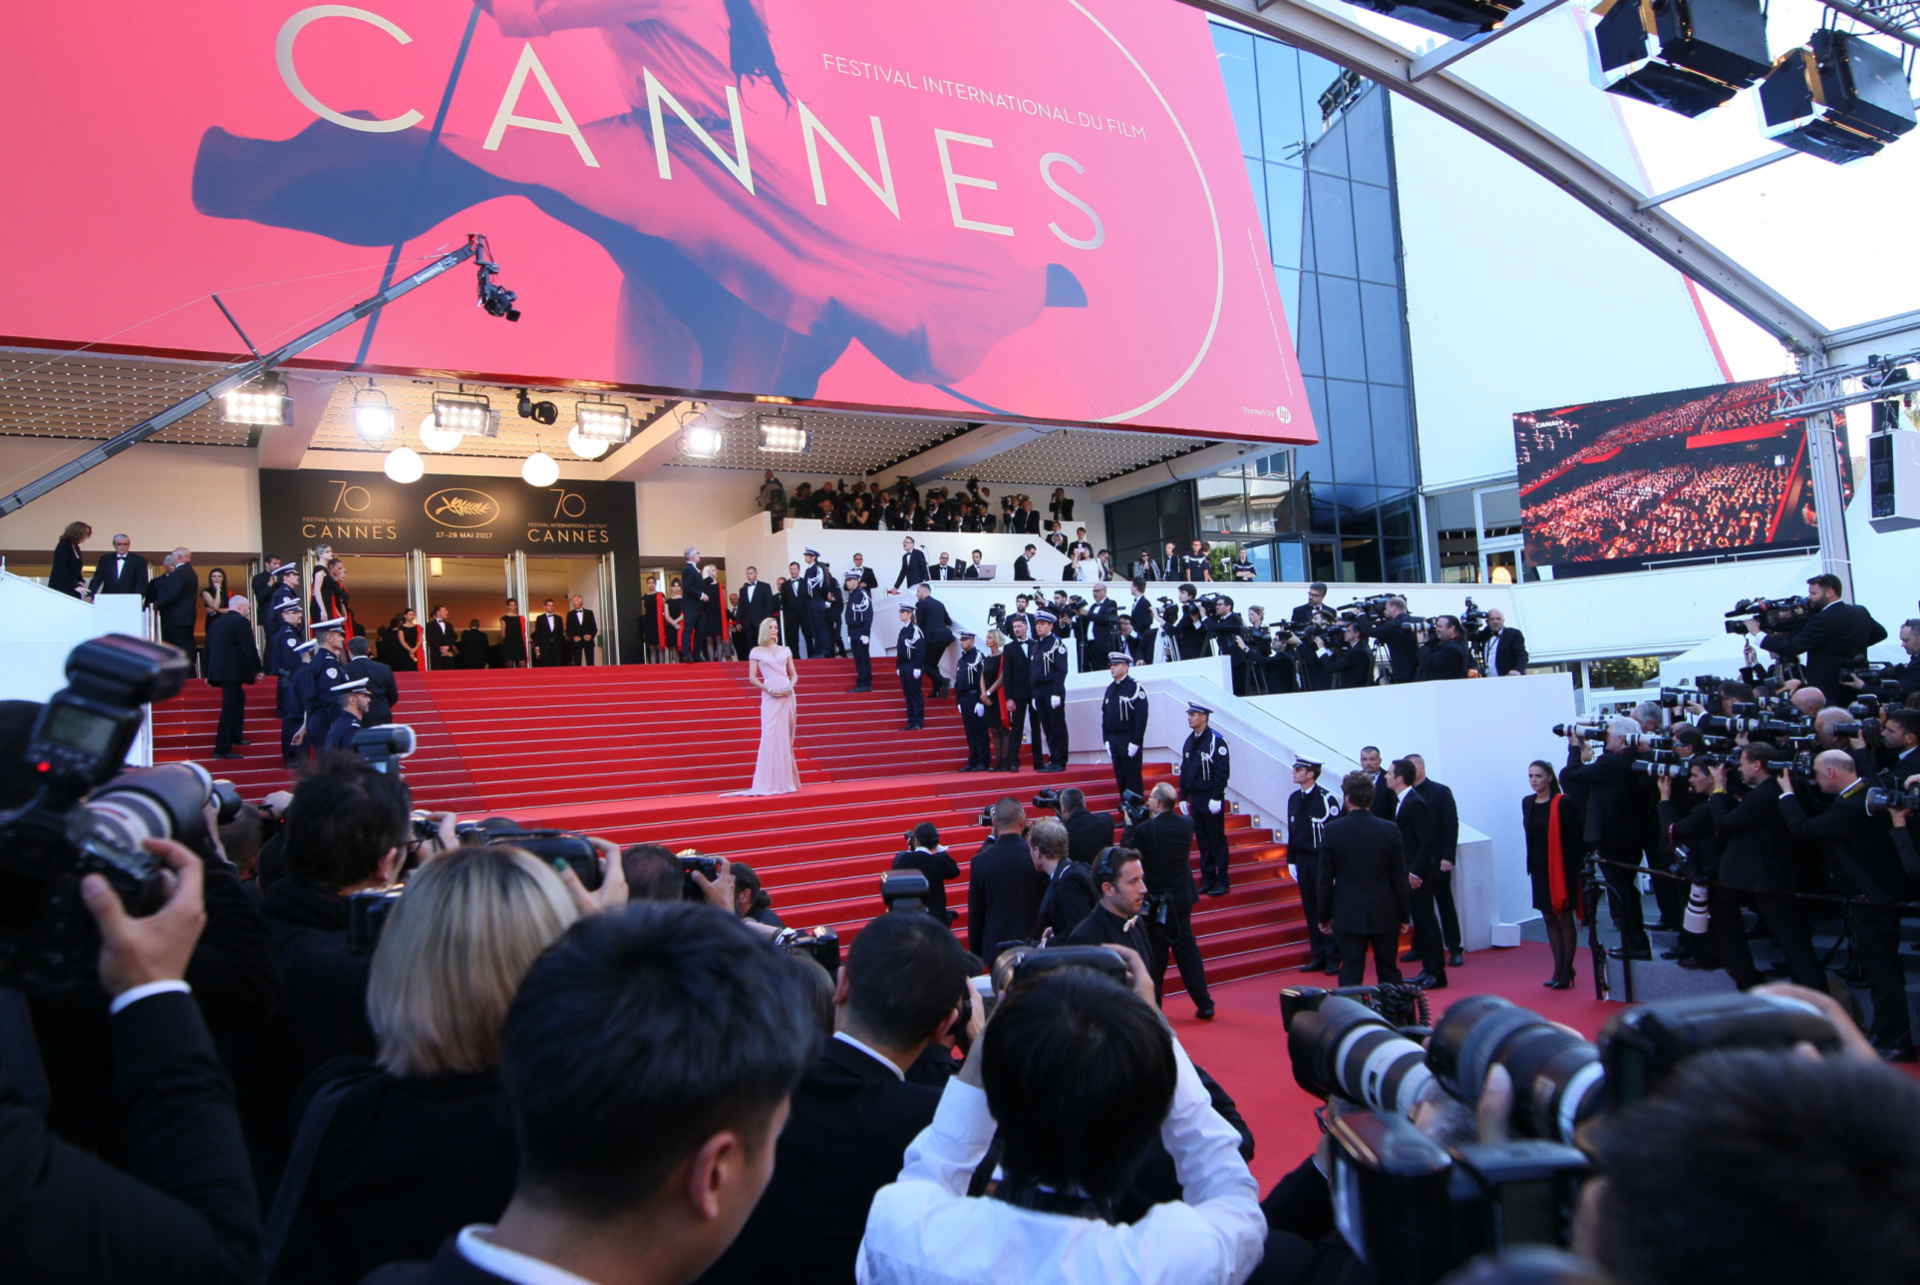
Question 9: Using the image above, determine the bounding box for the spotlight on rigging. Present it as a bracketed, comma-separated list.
[757, 413, 811, 455]
[220, 372, 292, 426]
[351, 385, 395, 441]
[431, 391, 498, 438]
[682, 417, 726, 460]
[516, 389, 559, 426]
[1588, 0, 1772, 117]
[1344, 0, 1519, 41]
[1759, 31, 1916, 164]
[573, 397, 632, 444]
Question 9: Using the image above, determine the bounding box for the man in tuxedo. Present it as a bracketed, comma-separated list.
[1290, 582, 1328, 626]
[531, 598, 565, 667]
[680, 546, 709, 661]
[346, 635, 401, 726]
[1316, 772, 1412, 988]
[1748, 573, 1888, 705]
[1012, 543, 1038, 582]
[1086, 581, 1121, 667]
[424, 604, 458, 669]
[363, 906, 813, 1285]
[1560, 720, 1653, 961]
[913, 583, 955, 698]
[779, 562, 807, 657]
[1057, 786, 1116, 867]
[964, 549, 989, 580]
[565, 594, 599, 665]
[1121, 782, 1213, 1017]
[699, 912, 969, 1285]
[966, 796, 1043, 966]
[1480, 608, 1529, 676]
[1408, 754, 1463, 968]
[1387, 758, 1447, 989]
[204, 596, 260, 758]
[848, 552, 879, 591]
[1359, 745, 1396, 820]
[1067, 527, 1093, 562]
[929, 551, 960, 581]
[890, 536, 930, 593]
[151, 547, 199, 658]
[1126, 579, 1157, 666]
[1031, 818, 1098, 940]
[735, 566, 774, 646]
[88, 532, 149, 597]
[1016, 496, 1041, 534]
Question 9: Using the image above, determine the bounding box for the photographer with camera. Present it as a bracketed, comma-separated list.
[1708, 745, 1828, 990]
[861, 945, 1261, 1285]
[1103, 652, 1148, 800]
[1031, 818, 1099, 940]
[967, 798, 1042, 967]
[1417, 616, 1473, 682]
[1562, 719, 1654, 961]
[1876, 706, 1920, 783]
[1167, 584, 1206, 660]
[1364, 597, 1422, 685]
[1479, 607, 1528, 677]
[1742, 574, 1887, 706]
[1055, 786, 1116, 867]
[1123, 782, 1214, 1018]
[0, 836, 267, 1285]
[1656, 759, 1763, 988]
[1778, 750, 1918, 1060]
[704, 910, 970, 1285]
[1287, 760, 1342, 977]
[891, 822, 960, 924]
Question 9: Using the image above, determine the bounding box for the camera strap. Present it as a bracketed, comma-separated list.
[985, 1176, 1115, 1223]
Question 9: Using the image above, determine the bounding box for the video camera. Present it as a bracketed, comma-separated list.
[352, 723, 417, 775]
[1119, 788, 1149, 827]
[1866, 786, 1920, 815]
[0, 636, 223, 997]
[1283, 987, 1839, 1284]
[1724, 595, 1811, 635]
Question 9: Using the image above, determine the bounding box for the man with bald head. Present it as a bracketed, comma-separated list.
[1779, 750, 1919, 1061]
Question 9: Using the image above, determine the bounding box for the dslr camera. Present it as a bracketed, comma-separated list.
[1119, 788, 1149, 827]
[1724, 595, 1811, 635]
[0, 636, 217, 997]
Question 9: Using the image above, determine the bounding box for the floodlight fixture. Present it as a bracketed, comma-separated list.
[1759, 30, 1916, 164]
[220, 372, 292, 426]
[351, 385, 395, 440]
[573, 397, 632, 444]
[431, 391, 497, 438]
[1588, 0, 1772, 117]
[757, 413, 811, 454]
[682, 421, 726, 459]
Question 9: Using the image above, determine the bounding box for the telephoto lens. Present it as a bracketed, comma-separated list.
[1428, 997, 1604, 1146]
[1286, 994, 1434, 1117]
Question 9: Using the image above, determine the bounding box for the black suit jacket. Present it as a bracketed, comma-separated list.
[929, 563, 961, 581]
[1559, 747, 1641, 851]
[967, 834, 1043, 964]
[424, 619, 458, 662]
[1709, 780, 1795, 892]
[530, 613, 563, 656]
[890, 848, 961, 922]
[892, 549, 930, 590]
[1763, 601, 1887, 703]
[346, 655, 401, 725]
[49, 539, 88, 597]
[1368, 617, 1422, 684]
[1064, 809, 1116, 867]
[1317, 810, 1411, 935]
[915, 596, 954, 652]
[1779, 781, 1918, 904]
[1037, 859, 1100, 939]
[1412, 779, 1459, 866]
[1421, 638, 1473, 681]
[1483, 626, 1528, 676]
[153, 563, 200, 628]
[204, 611, 261, 685]
[1122, 811, 1198, 909]
[89, 550, 150, 597]
[1366, 771, 1396, 820]
[566, 608, 598, 642]
[1013, 555, 1035, 582]
[700, 1039, 943, 1285]
[1391, 788, 1442, 880]
[736, 581, 775, 637]
[0, 992, 262, 1285]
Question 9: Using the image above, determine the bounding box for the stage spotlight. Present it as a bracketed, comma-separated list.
[432, 391, 498, 437]
[384, 446, 425, 484]
[1760, 31, 1916, 164]
[757, 413, 811, 454]
[573, 397, 632, 444]
[521, 451, 560, 487]
[221, 373, 291, 426]
[682, 422, 726, 459]
[516, 389, 559, 426]
[567, 426, 611, 460]
[1588, 0, 1772, 117]
[418, 413, 464, 454]
[352, 386, 395, 441]
[1345, 0, 1518, 41]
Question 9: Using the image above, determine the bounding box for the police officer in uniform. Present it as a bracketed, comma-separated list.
[1001, 616, 1036, 773]
[1181, 703, 1233, 895]
[802, 548, 831, 660]
[324, 677, 372, 752]
[953, 630, 991, 771]
[279, 638, 318, 768]
[296, 621, 350, 759]
[1030, 610, 1070, 773]
[1102, 652, 1147, 800]
[1287, 759, 1341, 974]
[895, 604, 926, 731]
[843, 570, 873, 692]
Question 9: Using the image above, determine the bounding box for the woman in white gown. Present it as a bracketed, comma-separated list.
[747, 617, 801, 795]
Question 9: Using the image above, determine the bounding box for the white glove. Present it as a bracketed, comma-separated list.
[859, 637, 869, 645]
[1051, 695, 1062, 708]
[1178, 801, 1190, 816]
[1288, 864, 1298, 881]
[1208, 799, 1222, 814]
[912, 669, 921, 678]
[1127, 743, 1139, 757]
[974, 703, 985, 717]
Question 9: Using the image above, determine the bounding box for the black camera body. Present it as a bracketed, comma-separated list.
[0, 636, 204, 998]
[456, 817, 601, 889]
[774, 925, 841, 979]
[1725, 595, 1811, 635]
[1865, 786, 1920, 815]
[352, 723, 417, 775]
[1119, 788, 1148, 827]
[678, 852, 722, 900]
[346, 886, 404, 955]
[880, 869, 932, 914]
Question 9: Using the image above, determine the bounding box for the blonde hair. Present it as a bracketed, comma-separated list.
[757, 616, 781, 647]
[367, 846, 578, 1077]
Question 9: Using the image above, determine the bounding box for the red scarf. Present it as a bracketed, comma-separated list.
[1545, 794, 1581, 922]
[653, 591, 668, 648]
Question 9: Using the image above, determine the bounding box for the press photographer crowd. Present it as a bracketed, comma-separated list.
[5, 572, 1919, 1285]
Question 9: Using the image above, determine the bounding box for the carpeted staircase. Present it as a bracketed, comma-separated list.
[153, 659, 1308, 981]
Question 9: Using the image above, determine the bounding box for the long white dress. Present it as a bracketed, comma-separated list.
[748, 644, 801, 795]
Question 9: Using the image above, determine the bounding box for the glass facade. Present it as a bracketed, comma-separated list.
[1109, 24, 1421, 584]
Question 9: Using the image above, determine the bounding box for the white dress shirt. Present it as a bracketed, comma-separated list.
[456, 1225, 601, 1285]
[834, 1030, 906, 1081]
[857, 1038, 1264, 1285]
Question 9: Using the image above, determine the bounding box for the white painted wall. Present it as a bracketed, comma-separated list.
[0, 573, 153, 763]
[0, 441, 262, 557]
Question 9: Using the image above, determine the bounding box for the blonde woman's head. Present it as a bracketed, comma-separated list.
[757, 617, 781, 648]
[367, 845, 579, 1077]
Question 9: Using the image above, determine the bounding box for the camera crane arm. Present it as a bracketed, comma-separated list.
[0, 235, 501, 518]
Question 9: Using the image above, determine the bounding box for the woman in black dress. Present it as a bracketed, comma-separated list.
[981, 630, 1011, 772]
[394, 608, 423, 672]
[638, 576, 661, 664]
[1524, 759, 1584, 988]
[50, 521, 91, 598]
[199, 567, 230, 677]
[663, 584, 686, 661]
[499, 600, 528, 668]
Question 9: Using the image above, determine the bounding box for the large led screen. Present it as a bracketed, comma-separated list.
[1515, 379, 1836, 575]
[0, 1, 1314, 445]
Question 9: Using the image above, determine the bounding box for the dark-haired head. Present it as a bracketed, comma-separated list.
[841, 909, 969, 1052]
[1528, 760, 1560, 796]
[981, 968, 1176, 1201]
[283, 751, 411, 890]
[621, 843, 684, 903]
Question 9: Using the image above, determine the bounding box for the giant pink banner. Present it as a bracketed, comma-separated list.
[0, 1, 1313, 443]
